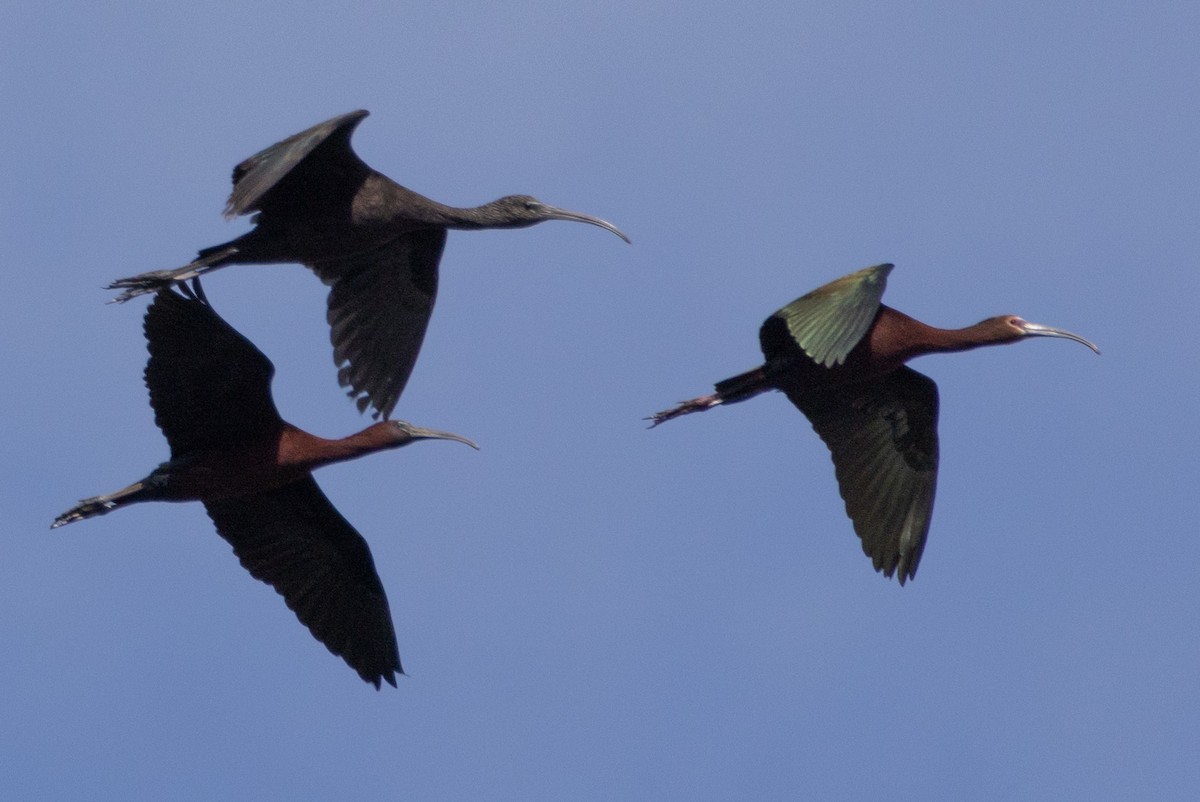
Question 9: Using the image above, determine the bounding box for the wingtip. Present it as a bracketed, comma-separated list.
[892, 561, 917, 587]
[365, 660, 402, 690]
[371, 669, 401, 690]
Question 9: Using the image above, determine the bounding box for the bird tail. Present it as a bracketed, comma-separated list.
[648, 366, 772, 427]
[106, 244, 240, 303]
[52, 481, 152, 529]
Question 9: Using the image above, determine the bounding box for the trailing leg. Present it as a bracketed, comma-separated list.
[52, 479, 157, 529]
[648, 366, 772, 427]
[107, 244, 240, 303]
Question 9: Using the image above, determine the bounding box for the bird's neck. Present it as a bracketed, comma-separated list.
[394, 203, 498, 230]
[868, 307, 1017, 367]
[368, 180, 487, 228]
[438, 208, 492, 229]
[278, 423, 399, 472]
[920, 319, 1018, 355]
[409, 200, 483, 228]
[870, 307, 1014, 365]
[437, 199, 529, 230]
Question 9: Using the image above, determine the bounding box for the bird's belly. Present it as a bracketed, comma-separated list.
[770, 345, 903, 394]
[240, 219, 403, 264]
[158, 451, 308, 503]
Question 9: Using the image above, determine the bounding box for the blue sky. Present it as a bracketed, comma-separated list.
[3, 2, 1198, 799]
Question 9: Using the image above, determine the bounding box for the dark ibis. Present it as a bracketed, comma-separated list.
[108, 110, 629, 419]
[54, 279, 478, 688]
[649, 263, 1098, 584]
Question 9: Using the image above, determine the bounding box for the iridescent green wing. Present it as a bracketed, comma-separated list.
[760, 263, 893, 367]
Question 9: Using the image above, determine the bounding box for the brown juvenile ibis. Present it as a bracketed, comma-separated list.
[649, 263, 1098, 584]
[53, 279, 478, 688]
[108, 109, 629, 419]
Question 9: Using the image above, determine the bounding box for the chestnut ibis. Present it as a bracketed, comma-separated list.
[649, 263, 1098, 584]
[54, 279, 478, 687]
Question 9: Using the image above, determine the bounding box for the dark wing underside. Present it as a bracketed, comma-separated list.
[307, 229, 447, 420]
[785, 366, 939, 584]
[143, 283, 283, 457]
[203, 477, 402, 688]
[225, 110, 371, 220]
[763, 264, 892, 367]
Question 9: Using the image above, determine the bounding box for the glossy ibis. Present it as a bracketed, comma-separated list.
[109, 110, 629, 419]
[54, 279, 478, 688]
[649, 263, 1098, 584]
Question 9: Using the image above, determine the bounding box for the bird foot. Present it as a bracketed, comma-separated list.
[646, 394, 722, 427]
[51, 496, 117, 529]
[107, 269, 196, 303]
[107, 246, 237, 303]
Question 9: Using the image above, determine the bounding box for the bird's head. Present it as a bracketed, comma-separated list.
[983, 315, 1101, 354]
[483, 195, 631, 242]
[377, 420, 480, 451]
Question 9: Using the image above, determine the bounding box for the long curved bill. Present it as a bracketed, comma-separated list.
[540, 205, 631, 243]
[1019, 321, 1101, 355]
[406, 425, 480, 450]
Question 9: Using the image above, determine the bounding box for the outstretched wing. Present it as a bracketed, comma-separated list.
[307, 228, 447, 420]
[225, 110, 371, 220]
[203, 477, 402, 688]
[761, 264, 892, 367]
[786, 366, 939, 584]
[143, 282, 283, 458]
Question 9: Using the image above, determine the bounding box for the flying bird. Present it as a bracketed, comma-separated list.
[649, 263, 1099, 583]
[54, 279, 478, 687]
[109, 110, 629, 419]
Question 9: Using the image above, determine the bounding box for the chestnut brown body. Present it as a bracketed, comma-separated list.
[651, 264, 1098, 583]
